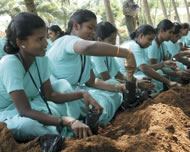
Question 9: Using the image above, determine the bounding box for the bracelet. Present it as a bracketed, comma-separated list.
[56, 116, 63, 133]
[116, 46, 120, 57]
[69, 119, 77, 128]
[114, 84, 117, 92]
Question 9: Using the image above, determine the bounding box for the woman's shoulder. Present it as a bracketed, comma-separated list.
[0, 55, 24, 75]
[0, 55, 18, 66]
[49, 35, 81, 55]
[36, 55, 49, 64]
[122, 40, 141, 50]
[54, 35, 81, 44]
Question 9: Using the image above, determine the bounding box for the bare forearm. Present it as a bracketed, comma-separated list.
[10, 90, 74, 127]
[161, 68, 177, 77]
[175, 56, 190, 66]
[87, 78, 117, 92]
[140, 65, 170, 85]
[74, 40, 130, 58]
[149, 62, 164, 70]
[179, 50, 190, 56]
[48, 91, 84, 104]
[21, 109, 72, 127]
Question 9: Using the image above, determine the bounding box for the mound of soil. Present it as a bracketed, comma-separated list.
[0, 84, 190, 152]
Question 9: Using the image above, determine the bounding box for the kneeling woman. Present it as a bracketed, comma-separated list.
[47, 9, 136, 125]
[123, 24, 179, 94]
[0, 12, 103, 141]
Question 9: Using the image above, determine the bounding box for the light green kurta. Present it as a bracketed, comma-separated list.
[185, 31, 190, 46]
[47, 35, 122, 125]
[0, 37, 6, 58]
[178, 36, 186, 47]
[164, 41, 187, 71]
[148, 40, 169, 63]
[91, 56, 120, 79]
[123, 40, 164, 93]
[0, 55, 80, 141]
[148, 40, 185, 81]
[46, 38, 53, 53]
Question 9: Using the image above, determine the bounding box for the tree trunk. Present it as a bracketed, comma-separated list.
[104, 0, 115, 25]
[160, 0, 168, 19]
[171, 0, 180, 22]
[143, 0, 153, 25]
[168, 0, 172, 20]
[153, 1, 158, 26]
[24, 0, 37, 15]
[184, 0, 190, 23]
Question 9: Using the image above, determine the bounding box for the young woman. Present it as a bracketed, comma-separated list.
[178, 23, 189, 50]
[92, 21, 154, 91]
[185, 26, 190, 47]
[48, 25, 64, 42]
[91, 21, 125, 81]
[148, 19, 190, 81]
[165, 23, 190, 72]
[0, 36, 6, 59]
[0, 12, 104, 141]
[122, 24, 180, 94]
[47, 9, 136, 125]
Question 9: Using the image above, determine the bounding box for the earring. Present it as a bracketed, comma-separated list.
[21, 45, 25, 48]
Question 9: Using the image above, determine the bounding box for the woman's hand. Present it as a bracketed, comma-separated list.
[71, 120, 93, 139]
[125, 48, 136, 81]
[176, 70, 190, 80]
[137, 79, 155, 91]
[82, 91, 103, 114]
[62, 117, 92, 139]
[114, 83, 128, 93]
[168, 81, 181, 88]
[163, 60, 177, 69]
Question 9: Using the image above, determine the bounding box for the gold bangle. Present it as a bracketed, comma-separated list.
[114, 84, 118, 92]
[116, 46, 120, 57]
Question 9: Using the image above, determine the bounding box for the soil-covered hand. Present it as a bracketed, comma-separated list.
[168, 81, 181, 88]
[71, 120, 93, 139]
[163, 60, 177, 69]
[125, 48, 136, 81]
[176, 70, 190, 80]
[115, 83, 129, 93]
[137, 79, 155, 91]
[82, 91, 103, 114]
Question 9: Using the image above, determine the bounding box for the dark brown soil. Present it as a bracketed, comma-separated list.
[1, 84, 190, 152]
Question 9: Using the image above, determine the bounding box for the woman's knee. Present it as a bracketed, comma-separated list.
[52, 79, 73, 92]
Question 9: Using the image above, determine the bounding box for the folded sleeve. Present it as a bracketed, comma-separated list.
[0, 56, 24, 93]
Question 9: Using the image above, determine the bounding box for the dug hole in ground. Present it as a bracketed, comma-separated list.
[0, 84, 190, 152]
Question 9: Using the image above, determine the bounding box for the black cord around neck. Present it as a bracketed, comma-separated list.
[18, 52, 52, 115]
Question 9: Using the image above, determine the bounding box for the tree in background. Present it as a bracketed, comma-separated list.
[104, 0, 115, 25]
[160, 0, 168, 19]
[24, 0, 37, 15]
[0, 0, 190, 41]
[172, 0, 181, 22]
[0, 0, 26, 18]
[183, 0, 190, 23]
[143, 0, 153, 26]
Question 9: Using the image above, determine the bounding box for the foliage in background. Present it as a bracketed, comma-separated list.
[0, 0, 189, 41]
